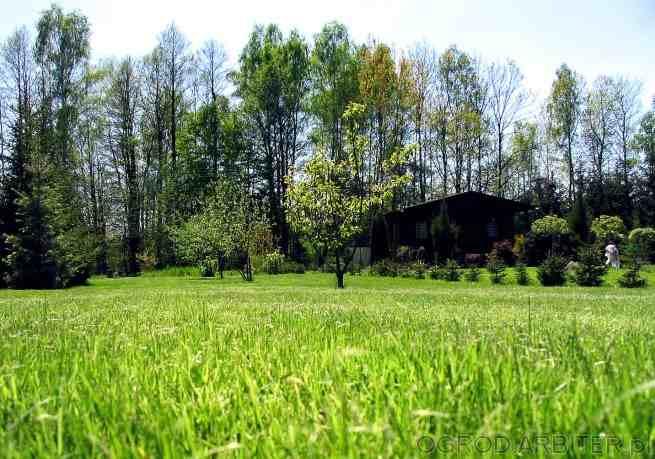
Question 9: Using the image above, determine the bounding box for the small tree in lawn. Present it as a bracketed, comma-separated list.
[174, 179, 267, 281]
[286, 103, 412, 288]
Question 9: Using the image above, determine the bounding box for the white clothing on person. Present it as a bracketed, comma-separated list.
[605, 244, 620, 268]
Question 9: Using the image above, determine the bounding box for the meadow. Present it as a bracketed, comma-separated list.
[1, 269, 655, 458]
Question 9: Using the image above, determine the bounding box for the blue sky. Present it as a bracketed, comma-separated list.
[2, 0, 654, 108]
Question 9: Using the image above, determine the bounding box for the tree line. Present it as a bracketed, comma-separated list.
[0, 5, 654, 287]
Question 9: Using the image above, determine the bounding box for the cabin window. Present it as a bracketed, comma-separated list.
[486, 218, 498, 239]
[416, 221, 428, 240]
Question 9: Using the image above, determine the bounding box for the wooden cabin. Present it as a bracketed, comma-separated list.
[359, 191, 531, 264]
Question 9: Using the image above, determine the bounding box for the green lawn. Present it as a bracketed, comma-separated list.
[1, 269, 655, 457]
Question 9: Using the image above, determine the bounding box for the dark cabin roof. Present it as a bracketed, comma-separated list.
[388, 191, 531, 218]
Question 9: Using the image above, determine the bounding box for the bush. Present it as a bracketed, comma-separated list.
[574, 246, 607, 286]
[464, 266, 481, 282]
[628, 227, 655, 263]
[486, 253, 506, 284]
[524, 230, 578, 266]
[565, 261, 580, 283]
[429, 264, 446, 280]
[537, 255, 568, 286]
[618, 266, 646, 288]
[262, 251, 285, 274]
[492, 240, 515, 266]
[199, 258, 215, 277]
[512, 234, 526, 262]
[527, 215, 577, 263]
[410, 261, 427, 279]
[515, 263, 530, 285]
[370, 259, 399, 277]
[591, 215, 626, 244]
[282, 260, 306, 274]
[443, 259, 461, 281]
[531, 215, 571, 238]
[618, 244, 647, 288]
[464, 253, 486, 267]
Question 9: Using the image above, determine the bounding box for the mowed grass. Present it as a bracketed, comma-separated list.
[1, 269, 655, 458]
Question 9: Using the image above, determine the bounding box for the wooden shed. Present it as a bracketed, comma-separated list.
[370, 191, 531, 262]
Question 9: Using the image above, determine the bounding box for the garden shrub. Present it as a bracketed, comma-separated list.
[443, 259, 461, 281]
[262, 251, 285, 274]
[282, 260, 306, 274]
[524, 230, 577, 265]
[531, 215, 571, 238]
[429, 264, 446, 280]
[464, 266, 481, 282]
[486, 253, 506, 284]
[590, 215, 626, 244]
[410, 261, 427, 279]
[370, 259, 399, 277]
[565, 261, 580, 283]
[537, 255, 568, 286]
[526, 215, 577, 264]
[618, 268, 646, 288]
[492, 239, 515, 266]
[512, 234, 526, 262]
[628, 227, 655, 263]
[618, 244, 647, 288]
[574, 246, 607, 286]
[199, 258, 215, 277]
[515, 263, 529, 285]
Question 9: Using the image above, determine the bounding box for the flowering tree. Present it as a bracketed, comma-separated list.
[286, 103, 412, 288]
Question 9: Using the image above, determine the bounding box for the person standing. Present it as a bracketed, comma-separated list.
[605, 242, 620, 268]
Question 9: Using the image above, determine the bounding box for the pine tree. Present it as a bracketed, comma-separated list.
[4, 189, 58, 289]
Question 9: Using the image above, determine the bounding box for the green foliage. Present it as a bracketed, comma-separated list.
[486, 253, 506, 284]
[198, 258, 216, 278]
[431, 203, 455, 263]
[282, 260, 306, 274]
[409, 261, 427, 279]
[618, 244, 647, 288]
[173, 179, 268, 281]
[286, 103, 412, 288]
[515, 263, 530, 285]
[628, 227, 655, 262]
[618, 268, 647, 288]
[4, 188, 91, 289]
[568, 191, 590, 242]
[3, 194, 59, 289]
[428, 264, 445, 280]
[443, 259, 461, 282]
[531, 215, 571, 237]
[574, 246, 607, 286]
[464, 266, 481, 282]
[262, 251, 285, 274]
[547, 64, 582, 198]
[370, 259, 399, 277]
[590, 215, 626, 244]
[308, 22, 360, 159]
[512, 234, 526, 262]
[537, 255, 568, 286]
